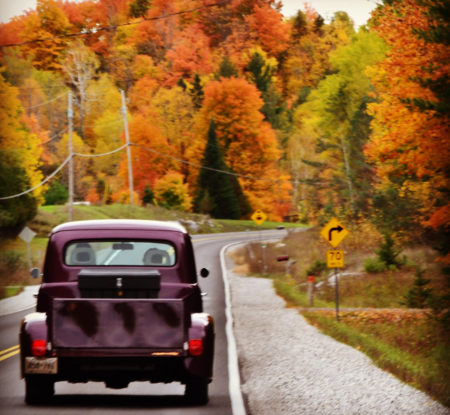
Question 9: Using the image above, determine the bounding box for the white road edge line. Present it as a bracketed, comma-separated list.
[220, 242, 247, 415]
[1, 304, 35, 317]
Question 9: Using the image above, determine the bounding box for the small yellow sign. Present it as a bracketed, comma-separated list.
[320, 218, 349, 248]
[327, 250, 345, 268]
[251, 209, 267, 226]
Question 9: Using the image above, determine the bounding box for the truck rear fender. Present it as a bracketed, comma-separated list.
[19, 313, 48, 378]
[185, 313, 215, 379]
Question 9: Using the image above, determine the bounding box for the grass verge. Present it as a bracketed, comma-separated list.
[0, 286, 24, 300]
[302, 309, 450, 408]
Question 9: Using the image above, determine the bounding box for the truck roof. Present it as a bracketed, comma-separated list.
[51, 219, 188, 235]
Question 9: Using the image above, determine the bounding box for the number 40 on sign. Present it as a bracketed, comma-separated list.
[327, 250, 344, 268]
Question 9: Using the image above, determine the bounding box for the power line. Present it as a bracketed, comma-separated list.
[39, 127, 69, 145]
[0, 156, 71, 200]
[16, 85, 68, 91]
[131, 143, 300, 185]
[6, 127, 68, 150]
[0, 0, 232, 48]
[23, 91, 68, 110]
[83, 118, 124, 128]
[74, 144, 128, 158]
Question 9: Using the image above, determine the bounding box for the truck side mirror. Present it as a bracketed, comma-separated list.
[199, 268, 209, 278]
[30, 268, 40, 279]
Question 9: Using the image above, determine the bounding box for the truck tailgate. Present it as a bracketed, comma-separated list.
[51, 298, 188, 349]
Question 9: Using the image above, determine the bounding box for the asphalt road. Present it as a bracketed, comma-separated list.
[0, 229, 286, 415]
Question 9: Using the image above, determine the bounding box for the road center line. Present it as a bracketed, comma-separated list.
[0, 346, 20, 362]
[194, 231, 276, 243]
[0, 345, 20, 355]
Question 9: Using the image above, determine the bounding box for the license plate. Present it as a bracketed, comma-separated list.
[25, 357, 58, 374]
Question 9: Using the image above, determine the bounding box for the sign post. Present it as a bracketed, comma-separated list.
[320, 218, 349, 321]
[307, 275, 315, 307]
[251, 210, 268, 274]
[18, 226, 37, 271]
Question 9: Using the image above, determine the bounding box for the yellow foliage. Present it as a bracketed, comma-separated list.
[0, 73, 44, 202]
[154, 171, 192, 212]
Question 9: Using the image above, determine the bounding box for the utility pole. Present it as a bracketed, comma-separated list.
[68, 91, 74, 221]
[121, 89, 134, 205]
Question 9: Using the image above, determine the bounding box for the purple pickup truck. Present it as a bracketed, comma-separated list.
[20, 219, 214, 405]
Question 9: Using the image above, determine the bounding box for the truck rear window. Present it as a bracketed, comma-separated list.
[65, 241, 176, 267]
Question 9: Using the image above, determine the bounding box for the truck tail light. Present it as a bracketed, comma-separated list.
[31, 340, 46, 357]
[188, 339, 203, 356]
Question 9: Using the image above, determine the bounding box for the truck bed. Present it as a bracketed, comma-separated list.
[51, 298, 190, 350]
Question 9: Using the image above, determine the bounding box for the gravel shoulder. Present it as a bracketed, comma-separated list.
[224, 250, 449, 415]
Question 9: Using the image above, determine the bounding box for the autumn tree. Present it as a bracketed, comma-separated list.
[21, 0, 72, 71]
[116, 109, 172, 199]
[154, 171, 192, 211]
[246, 3, 289, 58]
[281, 9, 354, 102]
[194, 119, 241, 219]
[197, 77, 290, 219]
[150, 85, 197, 180]
[297, 28, 386, 216]
[62, 40, 100, 138]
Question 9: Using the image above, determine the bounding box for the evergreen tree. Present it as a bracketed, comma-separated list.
[246, 50, 285, 128]
[246, 51, 274, 93]
[402, 267, 432, 309]
[191, 74, 204, 109]
[129, 0, 152, 18]
[375, 233, 404, 268]
[215, 56, 239, 79]
[142, 183, 155, 205]
[177, 77, 187, 91]
[194, 120, 241, 219]
[228, 167, 252, 218]
[292, 10, 308, 40]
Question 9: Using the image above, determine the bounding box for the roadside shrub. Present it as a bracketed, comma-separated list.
[44, 181, 68, 205]
[306, 259, 327, 277]
[0, 251, 29, 290]
[142, 184, 155, 205]
[364, 257, 386, 273]
[154, 172, 192, 212]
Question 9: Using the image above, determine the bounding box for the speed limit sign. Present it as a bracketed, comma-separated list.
[327, 250, 344, 268]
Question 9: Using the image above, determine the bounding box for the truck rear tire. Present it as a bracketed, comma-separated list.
[25, 376, 54, 405]
[185, 376, 209, 405]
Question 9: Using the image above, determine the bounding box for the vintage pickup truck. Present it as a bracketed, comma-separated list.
[20, 219, 214, 405]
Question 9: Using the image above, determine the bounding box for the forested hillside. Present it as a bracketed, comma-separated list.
[0, 0, 449, 261]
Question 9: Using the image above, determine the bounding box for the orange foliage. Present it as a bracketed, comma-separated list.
[129, 75, 160, 110]
[366, 0, 450, 261]
[246, 3, 289, 58]
[117, 109, 174, 196]
[0, 16, 27, 51]
[166, 23, 213, 83]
